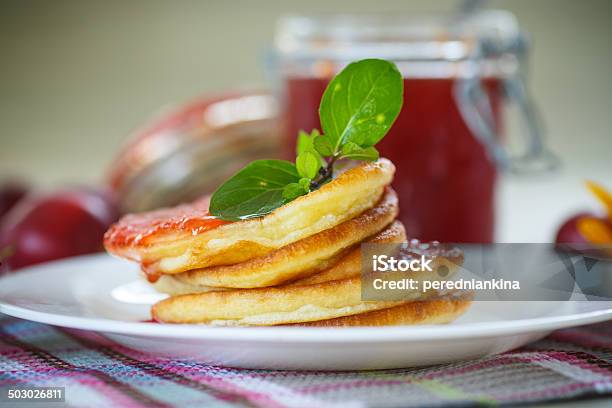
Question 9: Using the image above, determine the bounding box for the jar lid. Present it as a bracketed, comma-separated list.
[275, 10, 526, 65]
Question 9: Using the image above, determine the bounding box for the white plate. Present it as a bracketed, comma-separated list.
[1, 254, 611, 370]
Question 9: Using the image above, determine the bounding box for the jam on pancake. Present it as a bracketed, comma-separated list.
[104, 197, 230, 248]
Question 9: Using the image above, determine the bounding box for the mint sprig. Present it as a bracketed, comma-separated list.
[208, 160, 301, 220]
[210, 59, 403, 221]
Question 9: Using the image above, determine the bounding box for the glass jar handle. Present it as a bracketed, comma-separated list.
[455, 73, 559, 173]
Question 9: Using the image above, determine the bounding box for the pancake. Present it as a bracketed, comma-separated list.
[154, 220, 406, 295]
[170, 188, 398, 289]
[153, 277, 400, 325]
[105, 159, 395, 275]
[290, 228, 464, 287]
[291, 292, 472, 327]
[151, 262, 458, 326]
[151, 274, 223, 295]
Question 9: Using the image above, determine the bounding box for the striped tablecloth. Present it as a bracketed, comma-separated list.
[1, 314, 611, 408]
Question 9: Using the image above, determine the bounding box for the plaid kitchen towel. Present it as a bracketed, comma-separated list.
[1, 315, 611, 408]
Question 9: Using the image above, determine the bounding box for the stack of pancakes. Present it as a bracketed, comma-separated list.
[104, 159, 471, 326]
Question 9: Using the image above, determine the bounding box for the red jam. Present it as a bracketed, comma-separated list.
[104, 196, 231, 248]
[141, 262, 162, 283]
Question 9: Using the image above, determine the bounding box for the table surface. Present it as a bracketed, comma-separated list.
[1, 314, 611, 408]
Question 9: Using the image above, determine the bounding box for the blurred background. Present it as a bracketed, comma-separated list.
[0, 0, 610, 257]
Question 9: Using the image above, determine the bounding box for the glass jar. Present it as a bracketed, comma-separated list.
[271, 10, 557, 243]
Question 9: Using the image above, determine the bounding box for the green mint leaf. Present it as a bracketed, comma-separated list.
[296, 129, 320, 155]
[319, 59, 403, 150]
[297, 129, 316, 155]
[313, 134, 335, 156]
[282, 182, 305, 201]
[298, 177, 311, 192]
[283, 177, 311, 201]
[296, 151, 321, 179]
[210, 159, 300, 221]
[340, 141, 363, 156]
[340, 145, 379, 161]
[297, 129, 325, 165]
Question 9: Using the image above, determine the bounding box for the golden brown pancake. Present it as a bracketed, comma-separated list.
[151, 260, 459, 326]
[151, 274, 224, 295]
[170, 188, 398, 289]
[153, 219, 406, 295]
[291, 292, 472, 327]
[289, 227, 464, 287]
[105, 159, 395, 275]
[152, 277, 400, 325]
